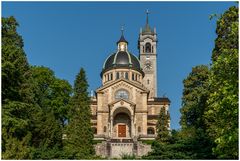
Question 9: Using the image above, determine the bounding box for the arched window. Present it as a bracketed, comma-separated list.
[92, 127, 97, 134]
[115, 89, 129, 100]
[143, 46, 145, 53]
[147, 79, 150, 84]
[125, 72, 128, 79]
[147, 127, 155, 135]
[110, 73, 113, 80]
[116, 72, 119, 79]
[104, 126, 107, 132]
[132, 73, 135, 80]
[145, 43, 151, 53]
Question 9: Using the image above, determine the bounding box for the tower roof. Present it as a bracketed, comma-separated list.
[142, 10, 154, 35]
[116, 26, 128, 44]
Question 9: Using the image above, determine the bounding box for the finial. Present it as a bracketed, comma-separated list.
[146, 9, 150, 25]
[121, 25, 124, 36]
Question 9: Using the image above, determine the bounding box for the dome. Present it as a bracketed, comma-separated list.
[101, 51, 143, 76]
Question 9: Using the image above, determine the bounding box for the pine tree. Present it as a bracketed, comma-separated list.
[156, 106, 170, 143]
[64, 68, 94, 159]
[2, 16, 35, 159]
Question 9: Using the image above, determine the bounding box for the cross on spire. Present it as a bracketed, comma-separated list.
[146, 9, 150, 25]
[121, 25, 124, 36]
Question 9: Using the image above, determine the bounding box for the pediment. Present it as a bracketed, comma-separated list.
[108, 98, 136, 108]
[96, 78, 149, 93]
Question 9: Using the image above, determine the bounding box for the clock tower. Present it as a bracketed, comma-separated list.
[138, 10, 158, 98]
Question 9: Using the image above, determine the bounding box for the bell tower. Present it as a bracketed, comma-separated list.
[138, 10, 157, 98]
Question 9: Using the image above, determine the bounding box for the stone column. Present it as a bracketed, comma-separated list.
[131, 115, 134, 138]
[110, 116, 113, 138]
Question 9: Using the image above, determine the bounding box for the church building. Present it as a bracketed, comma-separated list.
[90, 12, 170, 158]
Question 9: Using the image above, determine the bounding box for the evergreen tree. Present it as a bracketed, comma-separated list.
[2, 16, 35, 159]
[64, 68, 94, 159]
[156, 106, 170, 143]
[204, 6, 238, 159]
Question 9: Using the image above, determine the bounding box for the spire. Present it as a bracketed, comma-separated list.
[146, 9, 149, 25]
[117, 25, 128, 44]
[142, 9, 154, 35]
[121, 25, 124, 36]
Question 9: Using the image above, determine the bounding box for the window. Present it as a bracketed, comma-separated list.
[125, 72, 128, 79]
[147, 128, 155, 135]
[104, 126, 107, 132]
[110, 73, 113, 80]
[116, 72, 119, 79]
[115, 89, 129, 100]
[132, 73, 135, 80]
[145, 43, 151, 53]
[147, 79, 150, 84]
[138, 126, 141, 133]
[121, 72, 124, 78]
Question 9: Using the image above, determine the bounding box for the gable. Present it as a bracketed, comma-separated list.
[96, 78, 149, 93]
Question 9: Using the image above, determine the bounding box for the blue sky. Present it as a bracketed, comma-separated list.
[2, 1, 236, 130]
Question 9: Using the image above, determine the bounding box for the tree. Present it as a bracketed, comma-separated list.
[30, 66, 72, 127]
[64, 68, 94, 159]
[29, 66, 72, 159]
[143, 130, 192, 159]
[2, 16, 35, 159]
[204, 6, 238, 159]
[180, 65, 209, 130]
[179, 65, 215, 159]
[156, 106, 170, 143]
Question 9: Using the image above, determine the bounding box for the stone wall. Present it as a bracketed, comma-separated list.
[111, 143, 134, 158]
[137, 141, 152, 156]
[94, 141, 108, 158]
[94, 141, 152, 159]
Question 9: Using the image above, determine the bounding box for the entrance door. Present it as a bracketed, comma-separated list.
[118, 125, 126, 137]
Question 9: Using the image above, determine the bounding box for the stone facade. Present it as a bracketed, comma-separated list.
[90, 13, 170, 158]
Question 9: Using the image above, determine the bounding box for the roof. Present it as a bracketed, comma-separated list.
[116, 35, 128, 44]
[101, 51, 143, 76]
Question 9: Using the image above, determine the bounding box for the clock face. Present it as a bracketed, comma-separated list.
[144, 61, 152, 71]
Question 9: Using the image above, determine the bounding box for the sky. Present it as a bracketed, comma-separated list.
[2, 1, 236, 130]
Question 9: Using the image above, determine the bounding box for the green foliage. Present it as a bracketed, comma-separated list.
[2, 16, 35, 159]
[212, 6, 238, 61]
[29, 66, 72, 159]
[93, 140, 103, 144]
[2, 16, 32, 102]
[204, 6, 238, 159]
[180, 65, 210, 130]
[156, 106, 170, 143]
[141, 140, 154, 145]
[121, 153, 137, 159]
[144, 130, 215, 159]
[2, 16, 73, 159]
[30, 66, 72, 126]
[64, 68, 94, 159]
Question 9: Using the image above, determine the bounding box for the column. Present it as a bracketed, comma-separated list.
[131, 115, 134, 138]
[110, 116, 113, 138]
